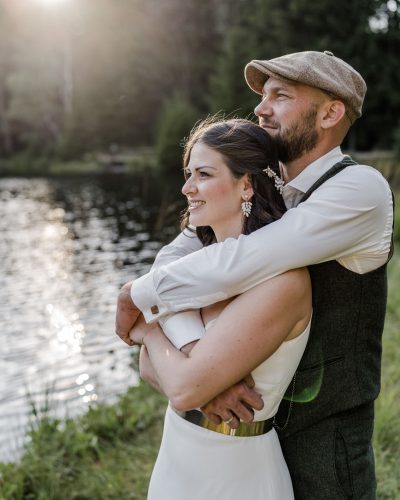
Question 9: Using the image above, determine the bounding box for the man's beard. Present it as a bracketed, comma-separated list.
[269, 107, 319, 163]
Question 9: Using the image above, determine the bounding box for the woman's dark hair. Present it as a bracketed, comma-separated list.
[181, 117, 287, 246]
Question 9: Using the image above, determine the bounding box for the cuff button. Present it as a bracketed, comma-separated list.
[151, 305, 159, 315]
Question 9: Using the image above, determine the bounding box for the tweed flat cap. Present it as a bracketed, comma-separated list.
[245, 51, 366, 123]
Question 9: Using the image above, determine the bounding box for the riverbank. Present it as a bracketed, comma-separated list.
[1, 254, 399, 499]
[0, 149, 398, 181]
[0, 148, 156, 177]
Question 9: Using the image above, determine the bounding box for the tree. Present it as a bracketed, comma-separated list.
[155, 95, 198, 176]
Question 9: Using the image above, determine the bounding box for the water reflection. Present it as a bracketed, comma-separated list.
[0, 175, 182, 462]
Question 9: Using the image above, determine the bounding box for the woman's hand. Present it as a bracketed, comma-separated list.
[129, 313, 163, 345]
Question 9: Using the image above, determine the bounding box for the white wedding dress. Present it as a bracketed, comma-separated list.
[147, 317, 311, 500]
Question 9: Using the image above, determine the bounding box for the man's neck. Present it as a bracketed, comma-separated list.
[281, 142, 341, 182]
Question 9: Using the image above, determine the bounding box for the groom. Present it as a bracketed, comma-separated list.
[116, 51, 393, 498]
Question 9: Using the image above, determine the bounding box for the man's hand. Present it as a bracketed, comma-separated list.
[200, 374, 264, 429]
[115, 281, 141, 346]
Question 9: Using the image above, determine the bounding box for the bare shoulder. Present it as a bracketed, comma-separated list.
[282, 267, 311, 291]
[242, 268, 311, 318]
[267, 267, 311, 298]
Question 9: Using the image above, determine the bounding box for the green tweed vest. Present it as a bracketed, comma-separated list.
[275, 158, 393, 438]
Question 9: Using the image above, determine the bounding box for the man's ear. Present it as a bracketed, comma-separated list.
[320, 100, 346, 129]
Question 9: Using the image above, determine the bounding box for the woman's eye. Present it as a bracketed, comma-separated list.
[199, 171, 210, 178]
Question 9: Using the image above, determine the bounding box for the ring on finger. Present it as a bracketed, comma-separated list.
[223, 415, 234, 424]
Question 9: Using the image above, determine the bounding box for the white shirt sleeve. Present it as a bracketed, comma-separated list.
[131, 166, 393, 322]
[151, 228, 203, 268]
[149, 228, 205, 349]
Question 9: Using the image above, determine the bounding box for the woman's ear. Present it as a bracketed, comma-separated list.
[242, 175, 254, 199]
[320, 100, 346, 129]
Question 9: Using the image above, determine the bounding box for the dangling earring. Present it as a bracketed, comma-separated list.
[241, 195, 252, 217]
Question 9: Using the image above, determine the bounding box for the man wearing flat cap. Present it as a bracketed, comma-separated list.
[117, 51, 393, 498]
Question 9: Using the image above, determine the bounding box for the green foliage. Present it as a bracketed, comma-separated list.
[392, 192, 400, 244]
[393, 125, 400, 162]
[0, 383, 167, 500]
[0, 151, 51, 176]
[155, 96, 198, 176]
[374, 248, 400, 499]
[0, 0, 399, 162]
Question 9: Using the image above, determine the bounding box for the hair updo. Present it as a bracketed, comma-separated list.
[181, 117, 287, 246]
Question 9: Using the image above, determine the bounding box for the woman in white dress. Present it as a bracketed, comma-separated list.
[130, 118, 312, 499]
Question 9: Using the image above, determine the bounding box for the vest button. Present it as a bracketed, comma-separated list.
[324, 50, 334, 56]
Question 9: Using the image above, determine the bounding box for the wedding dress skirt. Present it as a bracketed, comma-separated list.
[148, 405, 294, 499]
[147, 318, 311, 499]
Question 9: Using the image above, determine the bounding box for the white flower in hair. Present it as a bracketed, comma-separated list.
[263, 166, 285, 194]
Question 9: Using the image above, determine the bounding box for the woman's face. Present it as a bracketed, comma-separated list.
[182, 142, 252, 241]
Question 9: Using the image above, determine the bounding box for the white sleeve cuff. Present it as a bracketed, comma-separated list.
[159, 310, 205, 350]
[131, 272, 168, 323]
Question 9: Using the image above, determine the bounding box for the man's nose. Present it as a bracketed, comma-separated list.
[255, 97, 272, 117]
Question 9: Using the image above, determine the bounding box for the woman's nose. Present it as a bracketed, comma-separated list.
[182, 177, 196, 196]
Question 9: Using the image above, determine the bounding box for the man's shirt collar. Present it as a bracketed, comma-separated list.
[283, 146, 344, 195]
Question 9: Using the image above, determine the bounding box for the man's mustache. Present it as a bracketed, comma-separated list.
[259, 118, 280, 129]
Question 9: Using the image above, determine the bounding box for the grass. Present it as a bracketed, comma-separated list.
[374, 253, 400, 499]
[0, 383, 167, 500]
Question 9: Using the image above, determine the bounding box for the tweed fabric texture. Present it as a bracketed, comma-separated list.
[245, 51, 366, 123]
[275, 158, 388, 439]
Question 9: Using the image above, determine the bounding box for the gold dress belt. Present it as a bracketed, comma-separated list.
[175, 409, 274, 437]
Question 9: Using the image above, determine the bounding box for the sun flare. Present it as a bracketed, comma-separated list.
[34, 0, 68, 5]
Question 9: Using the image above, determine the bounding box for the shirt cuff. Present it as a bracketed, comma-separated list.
[131, 272, 168, 322]
[159, 311, 205, 350]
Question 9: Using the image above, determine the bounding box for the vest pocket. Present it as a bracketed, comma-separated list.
[291, 356, 344, 403]
[298, 355, 344, 373]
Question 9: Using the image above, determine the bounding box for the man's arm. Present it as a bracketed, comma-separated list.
[151, 228, 203, 268]
[152, 229, 206, 349]
[132, 167, 392, 321]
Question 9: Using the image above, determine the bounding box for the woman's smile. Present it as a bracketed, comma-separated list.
[187, 200, 206, 211]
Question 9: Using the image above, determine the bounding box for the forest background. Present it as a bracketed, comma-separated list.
[0, 0, 400, 175]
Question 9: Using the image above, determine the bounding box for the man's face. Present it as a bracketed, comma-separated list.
[254, 77, 322, 163]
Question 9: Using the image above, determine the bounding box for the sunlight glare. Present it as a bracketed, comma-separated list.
[34, 0, 68, 6]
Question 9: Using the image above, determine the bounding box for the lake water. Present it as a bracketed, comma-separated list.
[0, 174, 182, 462]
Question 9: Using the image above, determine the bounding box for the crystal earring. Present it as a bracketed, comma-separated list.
[241, 196, 252, 217]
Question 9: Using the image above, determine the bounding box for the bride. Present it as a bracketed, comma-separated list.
[128, 118, 312, 499]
